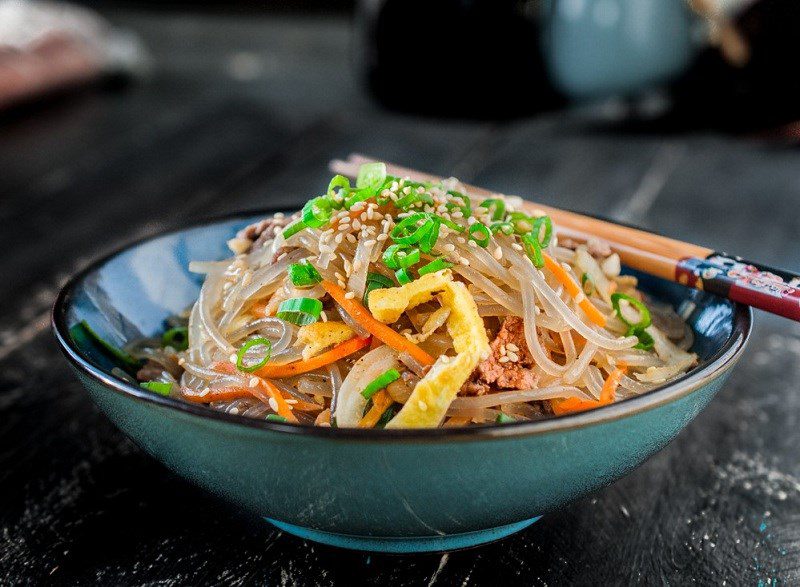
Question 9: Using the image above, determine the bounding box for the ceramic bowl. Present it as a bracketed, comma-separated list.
[52, 210, 751, 553]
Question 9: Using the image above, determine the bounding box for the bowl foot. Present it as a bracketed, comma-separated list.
[266, 516, 541, 553]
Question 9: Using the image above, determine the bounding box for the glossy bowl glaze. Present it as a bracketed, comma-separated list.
[52, 211, 752, 553]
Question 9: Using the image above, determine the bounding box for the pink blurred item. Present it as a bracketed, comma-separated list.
[0, 0, 146, 109]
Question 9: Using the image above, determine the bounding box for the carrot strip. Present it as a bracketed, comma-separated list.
[551, 367, 625, 415]
[255, 336, 372, 378]
[543, 254, 607, 327]
[258, 378, 298, 422]
[288, 399, 324, 412]
[358, 390, 393, 428]
[443, 416, 472, 427]
[250, 301, 269, 317]
[182, 387, 251, 403]
[321, 280, 435, 367]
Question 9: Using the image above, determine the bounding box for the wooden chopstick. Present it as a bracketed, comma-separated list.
[330, 154, 800, 321]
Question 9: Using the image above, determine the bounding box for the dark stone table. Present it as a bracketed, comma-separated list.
[1, 9, 798, 586]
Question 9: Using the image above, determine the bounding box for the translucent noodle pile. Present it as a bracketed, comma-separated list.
[129, 162, 698, 428]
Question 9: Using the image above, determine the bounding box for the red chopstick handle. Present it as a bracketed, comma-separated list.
[675, 254, 800, 320]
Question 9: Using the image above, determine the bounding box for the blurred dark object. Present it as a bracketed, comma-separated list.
[669, 0, 800, 134]
[356, 0, 564, 118]
[0, 1, 146, 112]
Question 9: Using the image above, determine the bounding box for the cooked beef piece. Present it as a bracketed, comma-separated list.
[461, 316, 539, 395]
[235, 214, 296, 252]
[136, 359, 165, 382]
[558, 236, 612, 258]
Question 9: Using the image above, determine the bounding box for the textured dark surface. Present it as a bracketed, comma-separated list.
[2, 10, 800, 586]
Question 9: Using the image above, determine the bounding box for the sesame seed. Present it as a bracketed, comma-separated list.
[346, 234, 357, 244]
[249, 376, 259, 388]
[230, 407, 239, 415]
[229, 354, 237, 364]
[352, 260, 362, 272]
[364, 239, 376, 247]
[512, 243, 523, 251]
[403, 186, 411, 195]
[334, 272, 345, 281]
[320, 311, 328, 322]
[334, 234, 344, 244]
[493, 246, 503, 260]
[459, 258, 470, 266]
[344, 291, 355, 299]
[418, 400, 428, 411]
[507, 352, 519, 363]
[268, 397, 279, 412]
[337, 279, 346, 288]
[339, 216, 351, 224]
[506, 343, 519, 352]
[285, 399, 298, 405]
[444, 243, 456, 253]
[468, 240, 478, 248]
[274, 212, 285, 219]
[498, 356, 510, 363]
[352, 219, 362, 231]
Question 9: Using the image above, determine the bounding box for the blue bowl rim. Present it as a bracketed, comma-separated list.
[52, 208, 753, 442]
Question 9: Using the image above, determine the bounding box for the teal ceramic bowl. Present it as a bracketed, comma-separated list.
[52, 211, 751, 553]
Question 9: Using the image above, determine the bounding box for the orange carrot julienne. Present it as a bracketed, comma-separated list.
[321, 280, 435, 367]
[255, 335, 372, 378]
[358, 390, 393, 428]
[543, 254, 607, 327]
[258, 377, 298, 422]
[182, 386, 251, 403]
[551, 367, 625, 415]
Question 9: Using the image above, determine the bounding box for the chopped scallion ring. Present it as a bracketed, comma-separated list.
[418, 217, 441, 253]
[417, 258, 453, 276]
[383, 244, 409, 270]
[281, 220, 306, 239]
[480, 198, 506, 221]
[390, 213, 435, 246]
[521, 233, 545, 268]
[490, 221, 514, 235]
[610, 293, 653, 350]
[356, 162, 387, 189]
[360, 368, 401, 400]
[276, 297, 323, 326]
[447, 191, 471, 215]
[395, 192, 434, 209]
[327, 175, 351, 197]
[288, 260, 322, 287]
[531, 215, 553, 248]
[468, 223, 491, 247]
[495, 413, 516, 424]
[140, 381, 173, 396]
[508, 212, 534, 234]
[395, 268, 412, 285]
[235, 337, 273, 372]
[266, 414, 288, 423]
[162, 326, 189, 351]
[302, 196, 334, 228]
[397, 247, 420, 269]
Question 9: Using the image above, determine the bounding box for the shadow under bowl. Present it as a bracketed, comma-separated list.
[52, 210, 752, 553]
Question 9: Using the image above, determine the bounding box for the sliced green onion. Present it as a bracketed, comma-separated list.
[266, 414, 287, 423]
[439, 216, 465, 232]
[418, 258, 453, 276]
[281, 220, 306, 239]
[610, 293, 651, 331]
[376, 404, 398, 428]
[288, 260, 322, 287]
[70, 320, 141, 370]
[468, 223, 491, 247]
[581, 273, 594, 295]
[344, 187, 374, 210]
[480, 198, 506, 221]
[531, 216, 553, 248]
[490, 221, 514, 235]
[236, 337, 273, 372]
[162, 326, 189, 351]
[508, 212, 534, 234]
[397, 247, 420, 269]
[395, 191, 434, 210]
[302, 196, 334, 228]
[276, 297, 323, 326]
[356, 162, 387, 189]
[610, 293, 653, 350]
[521, 233, 545, 268]
[496, 413, 516, 424]
[140, 381, 173, 396]
[418, 217, 441, 253]
[390, 213, 435, 245]
[364, 272, 395, 304]
[447, 191, 471, 215]
[360, 368, 401, 399]
[395, 268, 412, 285]
[383, 244, 408, 270]
[327, 175, 351, 197]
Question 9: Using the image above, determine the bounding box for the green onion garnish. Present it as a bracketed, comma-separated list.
[364, 272, 395, 304]
[281, 220, 306, 239]
[447, 191, 471, 215]
[382, 244, 408, 270]
[610, 293, 654, 350]
[395, 268, 412, 285]
[521, 233, 545, 268]
[288, 260, 322, 287]
[235, 337, 273, 372]
[438, 215, 465, 233]
[418, 217, 441, 253]
[520, 215, 553, 268]
[418, 258, 453, 276]
[327, 174, 351, 197]
[490, 221, 514, 235]
[391, 213, 435, 246]
[395, 191, 434, 210]
[496, 413, 516, 424]
[480, 198, 506, 221]
[508, 212, 534, 234]
[376, 404, 398, 428]
[70, 320, 141, 370]
[398, 247, 420, 269]
[531, 216, 553, 248]
[468, 223, 491, 247]
[266, 414, 288, 423]
[276, 297, 323, 326]
[140, 381, 173, 396]
[302, 196, 334, 229]
[356, 162, 387, 190]
[361, 368, 401, 399]
[162, 326, 189, 351]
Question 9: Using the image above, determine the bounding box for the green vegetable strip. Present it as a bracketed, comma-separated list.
[356, 162, 387, 189]
[480, 198, 506, 221]
[417, 258, 453, 276]
[288, 260, 322, 287]
[276, 297, 323, 326]
[610, 293, 654, 350]
[302, 196, 334, 228]
[495, 413, 516, 424]
[363, 272, 395, 304]
[395, 268, 412, 285]
[266, 414, 288, 423]
[236, 337, 273, 372]
[468, 223, 491, 247]
[140, 381, 173, 396]
[361, 368, 401, 400]
[72, 320, 141, 369]
[162, 326, 189, 351]
[397, 248, 420, 269]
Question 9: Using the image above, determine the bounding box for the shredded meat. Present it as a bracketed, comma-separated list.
[558, 236, 612, 258]
[136, 359, 165, 382]
[461, 317, 539, 395]
[236, 214, 296, 252]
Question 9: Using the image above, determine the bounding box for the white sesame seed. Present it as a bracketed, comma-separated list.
[334, 271, 345, 282]
[499, 356, 510, 363]
[344, 291, 355, 299]
[444, 243, 456, 253]
[338, 279, 346, 288]
[268, 397, 279, 412]
[274, 212, 285, 219]
[364, 239, 376, 247]
[507, 352, 519, 363]
[229, 354, 237, 364]
[249, 376, 259, 388]
[459, 258, 470, 266]
[468, 240, 478, 248]
[285, 399, 298, 405]
[334, 234, 344, 244]
[418, 400, 428, 411]
[506, 343, 519, 352]
[493, 246, 503, 260]
[346, 233, 357, 244]
[320, 310, 328, 322]
[376, 233, 389, 241]
[352, 219, 362, 231]
[512, 243, 523, 251]
[230, 407, 239, 415]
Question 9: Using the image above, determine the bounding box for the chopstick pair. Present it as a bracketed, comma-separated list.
[330, 154, 800, 321]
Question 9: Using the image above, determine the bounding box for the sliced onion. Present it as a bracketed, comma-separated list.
[334, 345, 399, 427]
[450, 385, 583, 409]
